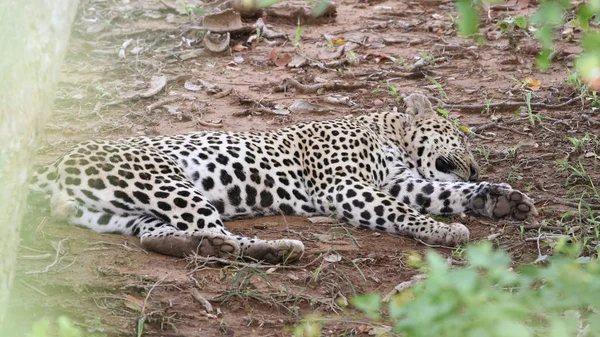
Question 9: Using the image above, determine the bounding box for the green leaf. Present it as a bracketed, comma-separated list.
[350, 293, 381, 320]
[425, 250, 449, 274]
[577, 4, 594, 30]
[581, 31, 600, 52]
[57, 316, 84, 337]
[549, 314, 579, 337]
[456, 0, 479, 36]
[534, 26, 554, 50]
[294, 23, 306, 47]
[255, 0, 281, 8]
[312, 0, 331, 17]
[532, 2, 568, 26]
[28, 318, 51, 337]
[513, 16, 527, 29]
[494, 320, 532, 337]
[137, 318, 145, 337]
[536, 49, 552, 71]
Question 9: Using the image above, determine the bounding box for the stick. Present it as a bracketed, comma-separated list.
[186, 252, 324, 270]
[434, 94, 584, 110]
[190, 288, 213, 312]
[25, 238, 69, 274]
[286, 78, 368, 94]
[382, 274, 426, 302]
[540, 198, 600, 210]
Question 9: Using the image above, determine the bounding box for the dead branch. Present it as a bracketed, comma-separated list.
[541, 198, 600, 210]
[146, 97, 182, 113]
[94, 75, 192, 114]
[19, 280, 48, 296]
[434, 93, 584, 110]
[415, 238, 457, 250]
[382, 274, 426, 302]
[525, 234, 572, 242]
[19, 253, 52, 260]
[473, 121, 530, 136]
[197, 120, 224, 128]
[185, 252, 324, 270]
[190, 288, 213, 312]
[25, 238, 69, 274]
[286, 78, 368, 94]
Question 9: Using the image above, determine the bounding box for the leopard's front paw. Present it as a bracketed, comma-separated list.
[470, 183, 538, 221]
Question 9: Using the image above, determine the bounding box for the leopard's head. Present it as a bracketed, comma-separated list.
[401, 94, 480, 182]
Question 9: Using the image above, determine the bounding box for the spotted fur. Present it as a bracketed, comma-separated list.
[29, 94, 537, 263]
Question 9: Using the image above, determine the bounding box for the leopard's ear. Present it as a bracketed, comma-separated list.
[403, 94, 437, 118]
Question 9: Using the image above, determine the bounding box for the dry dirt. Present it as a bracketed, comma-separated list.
[4, 0, 600, 336]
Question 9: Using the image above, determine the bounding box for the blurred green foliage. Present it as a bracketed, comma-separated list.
[456, 0, 600, 80]
[28, 317, 105, 337]
[349, 241, 600, 337]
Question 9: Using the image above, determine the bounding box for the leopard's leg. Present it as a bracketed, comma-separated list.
[63, 190, 303, 263]
[61, 204, 240, 258]
[328, 177, 470, 246]
[384, 169, 537, 220]
[137, 182, 304, 263]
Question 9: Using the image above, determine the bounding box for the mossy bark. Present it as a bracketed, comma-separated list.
[0, 0, 78, 324]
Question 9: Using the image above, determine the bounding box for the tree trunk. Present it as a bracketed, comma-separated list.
[0, 0, 79, 325]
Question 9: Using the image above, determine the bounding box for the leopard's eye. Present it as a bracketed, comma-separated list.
[435, 157, 456, 173]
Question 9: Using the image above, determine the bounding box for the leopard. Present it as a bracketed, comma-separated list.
[28, 94, 537, 264]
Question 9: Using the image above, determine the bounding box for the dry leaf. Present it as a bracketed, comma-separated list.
[333, 37, 345, 45]
[269, 47, 292, 67]
[123, 295, 145, 312]
[274, 53, 292, 66]
[357, 324, 372, 333]
[324, 253, 342, 263]
[269, 47, 279, 63]
[458, 125, 471, 135]
[232, 44, 247, 52]
[525, 78, 541, 87]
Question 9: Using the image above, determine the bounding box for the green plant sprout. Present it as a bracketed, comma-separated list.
[294, 18, 306, 48]
[424, 74, 447, 100]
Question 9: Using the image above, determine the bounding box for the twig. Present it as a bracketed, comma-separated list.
[19, 280, 48, 296]
[186, 252, 324, 270]
[525, 234, 572, 242]
[544, 198, 600, 210]
[432, 93, 584, 110]
[88, 241, 146, 253]
[136, 274, 170, 337]
[146, 97, 182, 113]
[18, 245, 48, 253]
[212, 87, 232, 99]
[94, 74, 192, 113]
[473, 121, 530, 136]
[19, 253, 52, 260]
[197, 120, 224, 128]
[190, 288, 213, 312]
[56, 257, 78, 272]
[142, 274, 170, 314]
[516, 223, 569, 231]
[382, 274, 426, 302]
[25, 238, 69, 274]
[415, 238, 457, 250]
[286, 78, 368, 94]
